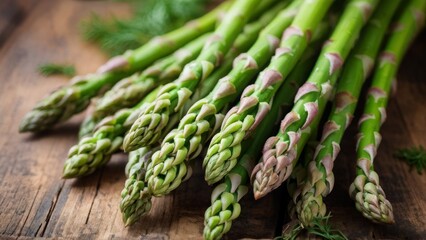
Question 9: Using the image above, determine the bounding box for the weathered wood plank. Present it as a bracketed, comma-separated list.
[0, 0, 129, 238]
[0, 1, 425, 239]
[0, 0, 37, 48]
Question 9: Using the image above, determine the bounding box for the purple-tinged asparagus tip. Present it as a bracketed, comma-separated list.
[97, 56, 129, 74]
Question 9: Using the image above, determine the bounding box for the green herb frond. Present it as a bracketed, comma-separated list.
[81, 0, 209, 56]
[81, 14, 111, 42]
[38, 63, 76, 77]
[395, 146, 426, 174]
[280, 221, 303, 240]
[280, 214, 348, 240]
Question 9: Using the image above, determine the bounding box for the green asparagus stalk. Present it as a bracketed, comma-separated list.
[144, 2, 298, 196]
[62, 88, 160, 178]
[252, 0, 379, 199]
[94, 33, 210, 118]
[64, 34, 250, 179]
[203, 123, 271, 240]
[125, 148, 148, 178]
[283, 95, 330, 232]
[18, 2, 229, 133]
[286, 139, 319, 221]
[69, 1, 278, 138]
[120, 146, 157, 226]
[205, 21, 332, 186]
[118, 39, 260, 224]
[79, 114, 99, 139]
[349, 0, 426, 223]
[203, 31, 323, 240]
[203, 0, 334, 187]
[123, 0, 260, 151]
[283, 103, 330, 238]
[294, 0, 401, 227]
[78, 34, 210, 138]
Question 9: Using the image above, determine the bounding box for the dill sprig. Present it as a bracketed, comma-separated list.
[38, 64, 76, 77]
[280, 214, 348, 240]
[81, 0, 209, 56]
[395, 146, 426, 174]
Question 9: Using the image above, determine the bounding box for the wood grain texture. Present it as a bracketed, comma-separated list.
[0, 0, 37, 47]
[0, 1, 425, 239]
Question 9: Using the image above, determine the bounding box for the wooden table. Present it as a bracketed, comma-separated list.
[0, 1, 425, 239]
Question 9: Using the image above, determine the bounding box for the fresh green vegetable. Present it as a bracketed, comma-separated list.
[203, 27, 323, 239]
[252, 0, 379, 199]
[204, 0, 334, 193]
[349, 0, 426, 224]
[78, 34, 211, 137]
[123, 0, 262, 151]
[294, 0, 401, 227]
[63, 88, 160, 178]
[120, 146, 156, 226]
[143, 2, 296, 196]
[19, 2, 228, 133]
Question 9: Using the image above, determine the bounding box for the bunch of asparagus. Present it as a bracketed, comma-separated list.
[21, 0, 426, 239]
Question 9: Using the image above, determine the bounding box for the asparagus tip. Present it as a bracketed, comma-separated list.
[123, 134, 139, 153]
[97, 56, 129, 74]
[253, 191, 264, 200]
[19, 111, 44, 133]
[62, 162, 83, 179]
[18, 122, 29, 133]
[62, 170, 76, 179]
[124, 219, 133, 227]
[120, 189, 152, 226]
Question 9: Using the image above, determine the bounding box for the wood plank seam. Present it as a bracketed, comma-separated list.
[84, 170, 104, 225]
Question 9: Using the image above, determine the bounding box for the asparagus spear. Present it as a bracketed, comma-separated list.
[203, 33, 322, 240]
[294, 0, 401, 227]
[87, 0, 280, 138]
[78, 100, 98, 139]
[144, 2, 299, 196]
[79, 114, 99, 139]
[286, 138, 319, 221]
[211, 42, 328, 187]
[284, 100, 330, 230]
[349, 0, 426, 223]
[118, 37, 262, 224]
[120, 147, 157, 226]
[205, 20, 332, 186]
[118, 53, 240, 225]
[78, 34, 210, 138]
[66, 7, 280, 180]
[252, 0, 379, 199]
[63, 88, 160, 178]
[283, 94, 330, 236]
[19, 2, 229, 133]
[65, 34, 254, 177]
[123, 0, 260, 151]
[203, 0, 334, 186]
[94, 33, 210, 118]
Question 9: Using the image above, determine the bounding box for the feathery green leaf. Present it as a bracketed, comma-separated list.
[38, 63, 76, 77]
[81, 0, 209, 56]
[280, 214, 347, 240]
[395, 146, 426, 174]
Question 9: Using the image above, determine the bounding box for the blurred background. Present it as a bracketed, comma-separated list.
[0, 1, 425, 239]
